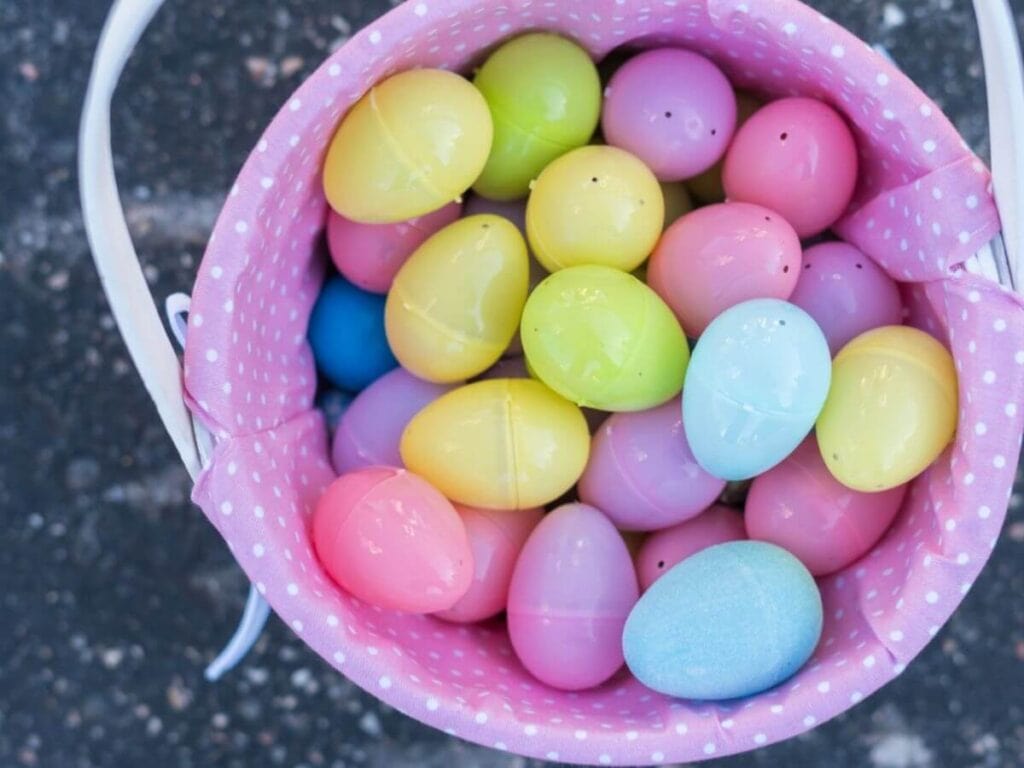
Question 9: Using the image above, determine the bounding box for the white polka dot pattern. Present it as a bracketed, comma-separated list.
[182, 0, 1021, 764]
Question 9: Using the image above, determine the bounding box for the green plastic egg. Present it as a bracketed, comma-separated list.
[323, 69, 493, 223]
[521, 265, 688, 411]
[472, 33, 601, 200]
[527, 145, 664, 273]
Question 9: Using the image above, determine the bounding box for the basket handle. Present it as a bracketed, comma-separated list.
[973, 0, 1024, 289]
[78, 0, 203, 479]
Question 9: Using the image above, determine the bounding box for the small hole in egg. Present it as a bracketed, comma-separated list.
[657, 560, 666, 569]
[482, 223, 490, 229]
[804, 263, 811, 270]
[711, 128, 717, 135]
[664, 111, 673, 118]
[783, 265, 790, 273]
[832, 453, 840, 461]
[780, 132, 789, 141]
[591, 176, 599, 183]
[778, 319, 787, 326]
[764, 216, 771, 222]
[856, 263, 863, 269]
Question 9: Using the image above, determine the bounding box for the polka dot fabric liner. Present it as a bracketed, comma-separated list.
[182, 0, 1024, 763]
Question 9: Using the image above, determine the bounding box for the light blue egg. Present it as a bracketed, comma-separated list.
[682, 298, 830, 481]
[622, 540, 823, 701]
[308, 276, 397, 392]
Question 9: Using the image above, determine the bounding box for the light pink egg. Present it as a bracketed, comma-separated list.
[647, 202, 802, 337]
[745, 436, 907, 576]
[312, 467, 473, 613]
[723, 97, 859, 238]
[434, 505, 543, 624]
[578, 398, 726, 530]
[332, 368, 455, 474]
[635, 505, 746, 591]
[507, 503, 639, 690]
[788, 241, 904, 355]
[327, 202, 461, 294]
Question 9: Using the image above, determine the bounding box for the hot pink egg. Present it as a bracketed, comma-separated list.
[788, 241, 904, 355]
[507, 503, 638, 690]
[745, 436, 907, 576]
[602, 48, 737, 181]
[326, 202, 461, 294]
[312, 466, 474, 613]
[635, 505, 746, 591]
[332, 368, 455, 474]
[433, 505, 543, 624]
[647, 202, 802, 337]
[723, 97, 859, 238]
[578, 398, 725, 530]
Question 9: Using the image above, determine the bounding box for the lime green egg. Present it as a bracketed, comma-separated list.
[472, 33, 602, 200]
[323, 69, 493, 223]
[816, 325, 959, 492]
[521, 265, 688, 411]
[385, 215, 529, 382]
[526, 145, 664, 273]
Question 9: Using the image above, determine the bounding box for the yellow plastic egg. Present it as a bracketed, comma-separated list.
[400, 378, 590, 509]
[323, 69, 493, 223]
[521, 265, 689, 411]
[385, 215, 529, 382]
[816, 326, 958, 492]
[526, 145, 664, 273]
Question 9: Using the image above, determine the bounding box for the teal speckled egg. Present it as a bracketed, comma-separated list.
[622, 540, 823, 700]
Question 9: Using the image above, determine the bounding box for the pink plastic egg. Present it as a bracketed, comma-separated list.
[332, 368, 455, 473]
[312, 467, 473, 613]
[723, 97, 859, 237]
[578, 398, 725, 530]
[788, 241, 904, 355]
[602, 48, 736, 181]
[635, 505, 746, 591]
[326, 202, 461, 294]
[507, 503, 639, 690]
[434, 505, 543, 623]
[745, 436, 907, 576]
[647, 202, 802, 337]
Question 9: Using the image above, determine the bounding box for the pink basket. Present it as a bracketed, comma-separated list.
[81, 0, 1024, 764]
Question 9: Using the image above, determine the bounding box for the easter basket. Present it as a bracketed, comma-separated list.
[81, 0, 1024, 764]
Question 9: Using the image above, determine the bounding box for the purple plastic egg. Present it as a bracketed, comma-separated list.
[788, 241, 904, 355]
[327, 202, 461, 294]
[602, 48, 737, 181]
[745, 436, 907, 576]
[635, 505, 746, 591]
[507, 503, 639, 690]
[578, 398, 726, 531]
[723, 97, 858, 237]
[332, 368, 455, 473]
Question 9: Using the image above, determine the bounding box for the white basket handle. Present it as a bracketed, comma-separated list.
[78, 0, 203, 479]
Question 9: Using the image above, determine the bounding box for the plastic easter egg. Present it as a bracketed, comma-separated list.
[660, 182, 693, 230]
[326, 203, 461, 294]
[317, 389, 353, 436]
[817, 326, 958, 492]
[473, 33, 601, 200]
[635, 505, 746, 591]
[624, 541, 822, 699]
[648, 202, 802, 337]
[526, 145, 664, 273]
[401, 379, 589, 509]
[332, 368, 455, 473]
[323, 69, 492, 223]
[746, 436, 907, 575]
[687, 92, 762, 203]
[602, 48, 736, 181]
[386, 215, 529, 382]
[522, 266, 688, 411]
[507, 503, 639, 690]
[789, 242, 904, 355]
[578, 398, 725, 531]
[683, 299, 831, 480]
[308, 276, 396, 391]
[723, 97, 858, 237]
[312, 467, 473, 613]
[434, 505, 543, 623]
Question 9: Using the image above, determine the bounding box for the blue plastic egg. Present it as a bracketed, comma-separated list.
[623, 540, 823, 700]
[308, 276, 397, 391]
[682, 298, 830, 480]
